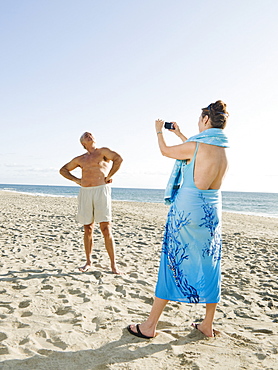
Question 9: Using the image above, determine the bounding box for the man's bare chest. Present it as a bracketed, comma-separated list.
[80, 154, 108, 170]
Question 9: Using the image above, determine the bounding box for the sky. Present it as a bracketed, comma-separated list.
[1, 0, 278, 193]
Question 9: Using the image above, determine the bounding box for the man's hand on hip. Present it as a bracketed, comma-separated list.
[105, 177, 113, 184]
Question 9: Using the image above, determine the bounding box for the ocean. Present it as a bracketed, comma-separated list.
[0, 183, 278, 218]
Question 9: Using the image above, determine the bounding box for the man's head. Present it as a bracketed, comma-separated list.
[80, 132, 96, 149]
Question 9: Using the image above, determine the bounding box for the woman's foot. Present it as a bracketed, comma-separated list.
[191, 323, 218, 337]
[128, 323, 156, 339]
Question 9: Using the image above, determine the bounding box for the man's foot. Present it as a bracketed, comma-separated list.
[111, 265, 124, 275]
[79, 264, 91, 272]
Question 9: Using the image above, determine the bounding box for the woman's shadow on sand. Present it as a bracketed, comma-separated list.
[0, 329, 207, 370]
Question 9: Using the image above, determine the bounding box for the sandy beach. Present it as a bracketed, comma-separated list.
[0, 190, 277, 370]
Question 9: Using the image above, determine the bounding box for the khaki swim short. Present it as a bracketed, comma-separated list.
[76, 185, 112, 225]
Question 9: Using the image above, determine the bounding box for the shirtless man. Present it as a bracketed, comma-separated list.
[59, 132, 123, 274]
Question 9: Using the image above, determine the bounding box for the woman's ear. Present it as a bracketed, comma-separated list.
[203, 115, 210, 125]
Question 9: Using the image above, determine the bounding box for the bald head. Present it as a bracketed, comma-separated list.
[80, 132, 88, 144]
[80, 132, 95, 149]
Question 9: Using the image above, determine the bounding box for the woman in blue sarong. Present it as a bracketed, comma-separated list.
[128, 100, 229, 338]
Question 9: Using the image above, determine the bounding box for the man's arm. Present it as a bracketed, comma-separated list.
[102, 148, 123, 183]
[59, 157, 82, 185]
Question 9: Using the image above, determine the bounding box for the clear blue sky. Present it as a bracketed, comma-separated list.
[1, 0, 277, 192]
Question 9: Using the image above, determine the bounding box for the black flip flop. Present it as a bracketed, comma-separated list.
[191, 323, 217, 337]
[127, 324, 154, 339]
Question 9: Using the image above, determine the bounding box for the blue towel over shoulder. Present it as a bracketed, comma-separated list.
[164, 128, 229, 205]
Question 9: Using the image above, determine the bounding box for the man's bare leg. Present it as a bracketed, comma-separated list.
[79, 223, 94, 272]
[128, 297, 168, 337]
[193, 303, 218, 337]
[99, 221, 121, 274]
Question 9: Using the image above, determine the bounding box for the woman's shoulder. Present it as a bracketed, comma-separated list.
[198, 142, 226, 152]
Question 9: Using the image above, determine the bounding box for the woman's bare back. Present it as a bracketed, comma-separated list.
[194, 143, 228, 190]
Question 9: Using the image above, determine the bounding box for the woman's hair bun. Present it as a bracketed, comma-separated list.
[202, 100, 229, 129]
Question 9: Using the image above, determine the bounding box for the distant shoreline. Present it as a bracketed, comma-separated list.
[1, 188, 278, 218]
[1, 183, 278, 194]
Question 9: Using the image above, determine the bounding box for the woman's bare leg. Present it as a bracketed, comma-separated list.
[195, 303, 217, 337]
[129, 297, 168, 337]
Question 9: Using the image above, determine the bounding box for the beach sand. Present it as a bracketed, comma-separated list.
[0, 190, 277, 370]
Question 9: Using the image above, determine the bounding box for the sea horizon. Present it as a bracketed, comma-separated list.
[1, 182, 278, 193]
[1, 183, 278, 218]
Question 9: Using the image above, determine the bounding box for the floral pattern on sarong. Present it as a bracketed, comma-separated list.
[162, 206, 200, 303]
[199, 193, 222, 261]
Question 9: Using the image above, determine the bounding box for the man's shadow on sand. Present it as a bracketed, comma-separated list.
[0, 329, 207, 370]
[0, 267, 111, 284]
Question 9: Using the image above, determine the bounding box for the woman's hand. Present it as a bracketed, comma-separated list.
[155, 119, 164, 133]
[170, 122, 187, 142]
[169, 122, 181, 135]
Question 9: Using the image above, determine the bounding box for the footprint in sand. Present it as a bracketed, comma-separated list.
[252, 328, 273, 334]
[104, 305, 121, 313]
[92, 271, 103, 279]
[58, 294, 67, 299]
[115, 288, 127, 297]
[12, 284, 28, 290]
[35, 330, 47, 338]
[21, 311, 32, 317]
[17, 322, 30, 328]
[41, 284, 54, 290]
[19, 338, 29, 345]
[46, 336, 68, 350]
[68, 288, 82, 295]
[102, 289, 114, 299]
[129, 272, 138, 278]
[136, 279, 152, 286]
[37, 349, 54, 356]
[76, 293, 91, 303]
[0, 344, 9, 355]
[18, 300, 31, 308]
[55, 306, 72, 315]
[0, 333, 8, 342]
